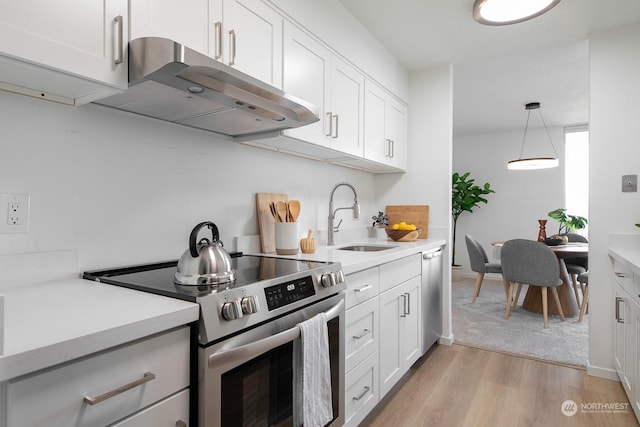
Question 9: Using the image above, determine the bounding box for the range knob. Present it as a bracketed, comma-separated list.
[321, 270, 345, 288]
[221, 299, 243, 320]
[241, 295, 260, 314]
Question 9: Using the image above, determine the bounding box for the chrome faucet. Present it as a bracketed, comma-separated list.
[328, 182, 360, 246]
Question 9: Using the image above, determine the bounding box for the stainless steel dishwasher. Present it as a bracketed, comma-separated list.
[421, 247, 443, 355]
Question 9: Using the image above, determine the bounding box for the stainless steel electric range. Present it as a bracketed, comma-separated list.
[83, 253, 346, 427]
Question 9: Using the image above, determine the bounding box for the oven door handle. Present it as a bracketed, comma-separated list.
[208, 299, 344, 369]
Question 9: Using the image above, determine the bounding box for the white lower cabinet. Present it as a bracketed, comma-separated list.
[612, 255, 640, 422]
[379, 276, 421, 398]
[344, 351, 379, 427]
[4, 326, 190, 427]
[110, 389, 189, 427]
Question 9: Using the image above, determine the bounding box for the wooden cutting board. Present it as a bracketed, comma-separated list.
[385, 205, 429, 239]
[256, 193, 288, 253]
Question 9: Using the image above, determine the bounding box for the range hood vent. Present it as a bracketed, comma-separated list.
[95, 37, 318, 137]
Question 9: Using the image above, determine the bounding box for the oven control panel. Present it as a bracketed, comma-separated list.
[264, 275, 316, 311]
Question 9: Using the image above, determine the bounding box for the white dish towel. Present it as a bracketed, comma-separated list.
[293, 312, 333, 427]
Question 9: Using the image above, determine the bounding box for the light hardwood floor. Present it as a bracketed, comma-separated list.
[361, 344, 639, 427]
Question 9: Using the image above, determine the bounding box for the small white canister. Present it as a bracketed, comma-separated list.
[275, 222, 299, 255]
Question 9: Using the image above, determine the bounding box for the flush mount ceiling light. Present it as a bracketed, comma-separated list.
[473, 0, 561, 26]
[507, 102, 559, 170]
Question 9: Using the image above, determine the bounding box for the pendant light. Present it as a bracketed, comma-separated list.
[507, 102, 559, 170]
[473, 0, 561, 26]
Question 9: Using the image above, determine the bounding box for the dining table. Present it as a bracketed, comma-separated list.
[492, 241, 588, 318]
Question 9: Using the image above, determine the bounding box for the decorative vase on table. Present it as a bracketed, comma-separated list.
[537, 219, 547, 242]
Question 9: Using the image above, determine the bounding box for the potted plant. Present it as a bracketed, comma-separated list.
[452, 172, 494, 278]
[547, 208, 588, 242]
[368, 211, 389, 238]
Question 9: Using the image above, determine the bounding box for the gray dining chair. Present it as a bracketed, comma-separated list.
[501, 239, 565, 328]
[465, 235, 507, 303]
[577, 271, 589, 322]
[565, 233, 588, 305]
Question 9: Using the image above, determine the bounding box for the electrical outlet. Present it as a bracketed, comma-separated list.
[0, 194, 30, 233]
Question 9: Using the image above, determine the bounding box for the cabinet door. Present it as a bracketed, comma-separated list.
[363, 81, 387, 164]
[222, 0, 282, 87]
[635, 308, 640, 417]
[130, 0, 209, 55]
[328, 56, 364, 157]
[378, 287, 402, 398]
[345, 296, 379, 372]
[401, 276, 422, 369]
[624, 297, 636, 400]
[385, 98, 407, 170]
[0, 0, 128, 89]
[282, 22, 330, 147]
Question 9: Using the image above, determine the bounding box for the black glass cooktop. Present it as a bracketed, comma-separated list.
[83, 254, 328, 302]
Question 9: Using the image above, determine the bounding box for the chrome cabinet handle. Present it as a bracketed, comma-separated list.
[229, 29, 237, 65]
[385, 139, 391, 157]
[390, 139, 395, 158]
[405, 292, 410, 315]
[326, 112, 333, 136]
[332, 114, 339, 138]
[615, 297, 624, 323]
[354, 284, 372, 293]
[176, 421, 187, 427]
[214, 21, 222, 60]
[615, 272, 629, 278]
[352, 386, 370, 401]
[209, 300, 344, 368]
[352, 329, 371, 340]
[83, 372, 156, 405]
[114, 15, 124, 65]
[400, 293, 407, 317]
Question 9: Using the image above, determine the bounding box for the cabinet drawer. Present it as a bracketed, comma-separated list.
[344, 351, 379, 427]
[111, 389, 189, 427]
[345, 296, 379, 372]
[6, 327, 190, 427]
[613, 258, 634, 295]
[379, 253, 422, 293]
[345, 267, 380, 309]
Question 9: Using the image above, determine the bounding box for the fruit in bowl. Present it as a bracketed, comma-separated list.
[386, 222, 420, 242]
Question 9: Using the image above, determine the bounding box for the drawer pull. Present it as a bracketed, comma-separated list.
[352, 386, 370, 401]
[615, 272, 629, 278]
[83, 372, 156, 405]
[353, 329, 371, 340]
[176, 421, 187, 427]
[354, 284, 372, 293]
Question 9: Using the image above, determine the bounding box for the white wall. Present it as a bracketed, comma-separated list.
[453, 128, 565, 271]
[0, 90, 378, 273]
[588, 23, 640, 376]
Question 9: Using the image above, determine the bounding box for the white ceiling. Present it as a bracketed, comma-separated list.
[339, 0, 640, 136]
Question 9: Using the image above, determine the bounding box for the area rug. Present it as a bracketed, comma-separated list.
[452, 276, 588, 367]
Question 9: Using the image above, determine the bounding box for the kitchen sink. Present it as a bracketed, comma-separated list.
[337, 245, 397, 252]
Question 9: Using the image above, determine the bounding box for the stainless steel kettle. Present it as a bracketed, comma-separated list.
[174, 221, 236, 286]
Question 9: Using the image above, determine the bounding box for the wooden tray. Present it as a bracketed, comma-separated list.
[256, 193, 288, 253]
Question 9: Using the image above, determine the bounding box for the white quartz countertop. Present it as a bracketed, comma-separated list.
[251, 236, 447, 275]
[0, 277, 199, 382]
[608, 233, 640, 273]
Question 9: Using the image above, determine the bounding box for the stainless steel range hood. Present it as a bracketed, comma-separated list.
[95, 37, 318, 137]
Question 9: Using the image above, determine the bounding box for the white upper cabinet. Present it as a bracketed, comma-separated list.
[210, 0, 283, 87]
[364, 80, 407, 170]
[328, 56, 364, 157]
[0, 0, 128, 104]
[130, 0, 210, 55]
[282, 22, 363, 156]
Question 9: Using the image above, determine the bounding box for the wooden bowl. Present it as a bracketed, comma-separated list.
[385, 228, 421, 242]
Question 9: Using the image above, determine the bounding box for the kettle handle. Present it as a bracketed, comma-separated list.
[189, 221, 220, 258]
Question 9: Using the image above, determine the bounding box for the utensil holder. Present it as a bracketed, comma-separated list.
[275, 222, 299, 255]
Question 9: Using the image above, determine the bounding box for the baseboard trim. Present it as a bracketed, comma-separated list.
[439, 333, 454, 345]
[586, 363, 619, 381]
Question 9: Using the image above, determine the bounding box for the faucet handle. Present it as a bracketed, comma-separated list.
[333, 219, 343, 232]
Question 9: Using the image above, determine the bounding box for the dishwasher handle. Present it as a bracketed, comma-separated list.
[423, 249, 443, 260]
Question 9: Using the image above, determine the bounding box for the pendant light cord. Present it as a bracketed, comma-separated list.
[518, 106, 559, 159]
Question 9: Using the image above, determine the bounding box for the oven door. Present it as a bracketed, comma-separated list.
[199, 293, 345, 427]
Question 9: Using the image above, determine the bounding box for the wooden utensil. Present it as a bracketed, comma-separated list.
[288, 199, 301, 222]
[256, 193, 288, 253]
[300, 229, 316, 254]
[276, 200, 288, 222]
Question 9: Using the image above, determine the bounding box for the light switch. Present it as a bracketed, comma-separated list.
[622, 175, 638, 192]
